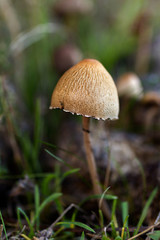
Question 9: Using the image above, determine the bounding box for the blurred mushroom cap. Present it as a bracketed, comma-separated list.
[50, 59, 119, 120]
[54, 0, 93, 16]
[54, 44, 82, 74]
[116, 73, 143, 99]
[142, 91, 160, 106]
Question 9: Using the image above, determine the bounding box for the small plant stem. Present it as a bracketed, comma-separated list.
[49, 203, 79, 229]
[82, 116, 111, 219]
[104, 147, 111, 189]
[128, 221, 160, 240]
[145, 212, 160, 240]
[103, 126, 111, 189]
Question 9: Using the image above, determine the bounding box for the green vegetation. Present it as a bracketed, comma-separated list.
[0, 0, 160, 239]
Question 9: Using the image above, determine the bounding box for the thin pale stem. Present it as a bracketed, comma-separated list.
[104, 147, 111, 189]
[82, 116, 111, 219]
[103, 124, 111, 189]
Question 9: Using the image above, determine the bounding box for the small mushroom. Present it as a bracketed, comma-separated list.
[50, 59, 119, 218]
[142, 91, 160, 106]
[137, 91, 160, 132]
[116, 73, 143, 99]
[53, 44, 82, 74]
[54, 0, 93, 17]
[116, 73, 143, 130]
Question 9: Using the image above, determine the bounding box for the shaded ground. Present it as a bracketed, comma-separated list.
[0, 109, 160, 239]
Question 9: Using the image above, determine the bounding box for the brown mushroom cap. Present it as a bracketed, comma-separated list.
[54, 0, 93, 16]
[50, 59, 119, 120]
[142, 91, 160, 106]
[116, 73, 143, 99]
[53, 44, 82, 74]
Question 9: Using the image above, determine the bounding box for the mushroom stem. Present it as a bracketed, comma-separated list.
[82, 116, 111, 219]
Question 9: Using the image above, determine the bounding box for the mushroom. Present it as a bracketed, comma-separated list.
[53, 43, 82, 74]
[116, 73, 143, 130]
[54, 0, 93, 17]
[50, 59, 119, 218]
[137, 91, 160, 131]
[116, 73, 143, 99]
[142, 91, 160, 106]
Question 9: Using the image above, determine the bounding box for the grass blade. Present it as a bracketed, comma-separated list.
[115, 237, 122, 240]
[41, 173, 56, 196]
[110, 220, 118, 238]
[32, 192, 62, 225]
[17, 208, 34, 236]
[111, 199, 119, 238]
[61, 168, 80, 182]
[17, 207, 23, 230]
[121, 215, 129, 239]
[80, 231, 85, 240]
[0, 211, 8, 240]
[56, 221, 95, 233]
[99, 187, 110, 210]
[45, 149, 82, 171]
[121, 201, 129, 227]
[45, 149, 67, 165]
[35, 185, 40, 230]
[42, 141, 83, 161]
[99, 209, 104, 228]
[111, 198, 117, 220]
[20, 233, 31, 240]
[102, 235, 110, 240]
[71, 193, 117, 223]
[134, 187, 158, 235]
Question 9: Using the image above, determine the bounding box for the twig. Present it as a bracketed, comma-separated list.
[87, 232, 101, 239]
[104, 147, 111, 189]
[38, 204, 83, 239]
[104, 125, 111, 189]
[145, 212, 160, 240]
[128, 221, 160, 240]
[86, 223, 111, 240]
[48, 203, 82, 229]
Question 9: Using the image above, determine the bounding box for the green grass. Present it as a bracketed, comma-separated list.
[0, 0, 160, 239]
[17, 187, 62, 238]
[134, 187, 158, 236]
[0, 159, 159, 239]
[0, 211, 8, 240]
[0, 142, 159, 239]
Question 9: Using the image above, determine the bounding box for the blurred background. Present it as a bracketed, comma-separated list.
[0, 0, 160, 235]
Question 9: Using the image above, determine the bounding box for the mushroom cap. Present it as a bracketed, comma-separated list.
[53, 44, 82, 74]
[142, 91, 160, 106]
[54, 0, 93, 16]
[116, 73, 143, 99]
[50, 59, 119, 120]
